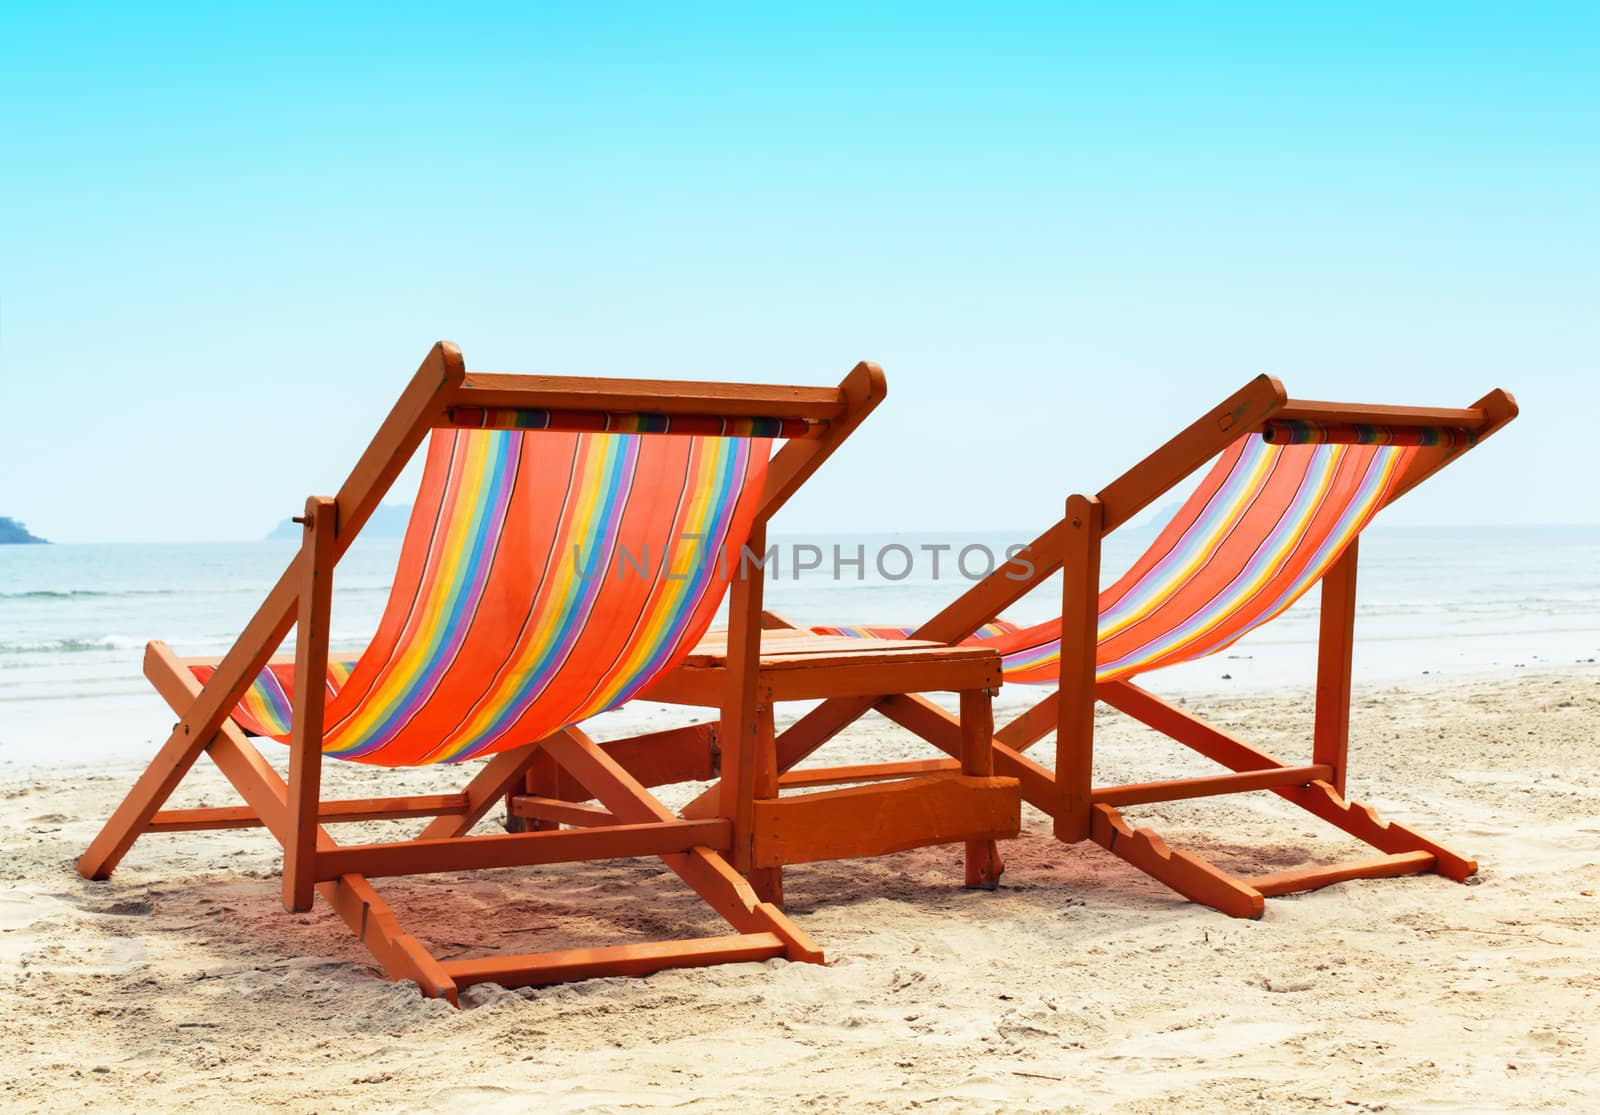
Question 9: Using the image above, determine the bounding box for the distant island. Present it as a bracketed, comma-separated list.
[0, 517, 48, 544]
[266, 504, 411, 541]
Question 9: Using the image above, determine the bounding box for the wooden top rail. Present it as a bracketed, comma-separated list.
[1095, 382, 1517, 532]
[451, 373, 848, 420]
[1267, 399, 1488, 429]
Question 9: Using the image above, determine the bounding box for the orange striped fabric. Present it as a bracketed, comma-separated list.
[809, 621, 1022, 641]
[189, 659, 358, 738]
[819, 433, 1457, 685]
[196, 427, 770, 765]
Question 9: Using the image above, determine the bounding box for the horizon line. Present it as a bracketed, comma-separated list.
[14, 520, 1600, 547]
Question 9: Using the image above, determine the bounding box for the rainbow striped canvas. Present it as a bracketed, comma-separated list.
[194, 426, 769, 765]
[821, 433, 1445, 686]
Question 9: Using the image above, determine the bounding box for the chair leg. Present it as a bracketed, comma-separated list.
[964, 840, 1006, 891]
[1279, 780, 1478, 882]
[77, 725, 212, 879]
[282, 495, 337, 913]
[120, 675, 824, 1004]
[749, 705, 784, 905]
[1313, 541, 1359, 796]
[526, 754, 565, 831]
[960, 688, 1004, 889]
[1090, 804, 1265, 919]
[502, 769, 534, 833]
[749, 867, 783, 907]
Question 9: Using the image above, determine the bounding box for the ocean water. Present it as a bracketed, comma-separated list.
[2, 526, 1597, 770]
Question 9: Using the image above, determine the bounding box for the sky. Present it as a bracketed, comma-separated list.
[1, 2, 1596, 543]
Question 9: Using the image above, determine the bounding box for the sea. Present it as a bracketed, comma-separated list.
[2, 526, 1597, 771]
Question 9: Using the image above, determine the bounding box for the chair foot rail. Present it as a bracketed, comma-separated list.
[507, 796, 620, 827]
[777, 757, 960, 788]
[147, 793, 471, 832]
[438, 932, 789, 990]
[1248, 850, 1436, 897]
[315, 820, 732, 880]
[1092, 764, 1333, 808]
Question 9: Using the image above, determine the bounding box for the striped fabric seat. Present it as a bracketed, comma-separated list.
[190, 659, 360, 739]
[810, 621, 1023, 641]
[818, 433, 1436, 685]
[195, 426, 770, 765]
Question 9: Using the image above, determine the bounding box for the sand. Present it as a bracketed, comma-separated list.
[1, 668, 1597, 1112]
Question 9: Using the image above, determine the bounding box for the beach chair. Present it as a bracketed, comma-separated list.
[77, 342, 1018, 1002]
[793, 375, 1517, 917]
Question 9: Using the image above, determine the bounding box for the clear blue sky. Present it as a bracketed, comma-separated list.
[2, 2, 1595, 542]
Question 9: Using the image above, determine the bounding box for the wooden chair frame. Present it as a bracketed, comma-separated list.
[707, 375, 1518, 918]
[608, 615, 1017, 906]
[77, 341, 914, 1002]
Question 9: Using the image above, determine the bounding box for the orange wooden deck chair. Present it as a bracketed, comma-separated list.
[79, 342, 1017, 1002]
[788, 375, 1518, 917]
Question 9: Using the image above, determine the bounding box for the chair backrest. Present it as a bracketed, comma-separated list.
[812, 378, 1511, 688]
[185, 345, 885, 768]
[322, 426, 774, 763]
[199, 426, 772, 763]
[989, 427, 1467, 682]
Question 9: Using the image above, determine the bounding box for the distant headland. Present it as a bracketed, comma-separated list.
[266, 504, 411, 541]
[0, 517, 48, 544]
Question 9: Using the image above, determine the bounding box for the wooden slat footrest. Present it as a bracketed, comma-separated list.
[315, 819, 732, 880]
[1092, 764, 1333, 808]
[753, 774, 1020, 868]
[777, 757, 960, 789]
[507, 796, 619, 827]
[439, 932, 789, 989]
[1249, 850, 1436, 897]
[1278, 782, 1478, 881]
[148, 793, 470, 832]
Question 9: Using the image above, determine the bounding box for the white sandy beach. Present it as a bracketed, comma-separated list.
[7, 1, 1598, 1111]
[1, 667, 1596, 1112]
